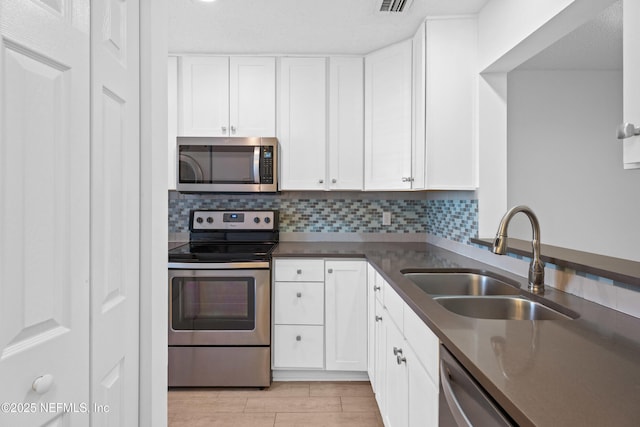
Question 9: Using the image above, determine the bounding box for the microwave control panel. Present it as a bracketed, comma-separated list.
[260, 146, 274, 184]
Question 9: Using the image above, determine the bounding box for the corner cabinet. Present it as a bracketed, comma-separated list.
[179, 56, 276, 137]
[364, 39, 415, 190]
[423, 17, 478, 189]
[367, 265, 439, 427]
[272, 258, 367, 376]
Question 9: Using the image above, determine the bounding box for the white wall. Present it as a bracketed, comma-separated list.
[507, 70, 640, 261]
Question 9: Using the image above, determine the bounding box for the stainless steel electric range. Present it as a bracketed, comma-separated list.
[168, 209, 278, 388]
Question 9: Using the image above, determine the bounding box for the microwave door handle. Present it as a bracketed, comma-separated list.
[253, 146, 261, 184]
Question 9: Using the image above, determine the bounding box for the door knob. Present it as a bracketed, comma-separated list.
[327, 268, 333, 274]
[32, 374, 54, 394]
[296, 335, 302, 341]
[296, 292, 302, 298]
[617, 122, 640, 139]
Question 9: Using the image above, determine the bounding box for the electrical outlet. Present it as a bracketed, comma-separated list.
[382, 211, 391, 226]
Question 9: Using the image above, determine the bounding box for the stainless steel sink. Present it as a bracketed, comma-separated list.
[402, 269, 521, 296]
[433, 296, 576, 320]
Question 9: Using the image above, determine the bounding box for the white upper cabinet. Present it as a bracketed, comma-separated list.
[424, 17, 478, 189]
[278, 57, 328, 190]
[329, 57, 364, 190]
[179, 56, 275, 137]
[412, 23, 427, 190]
[229, 57, 277, 137]
[364, 39, 414, 190]
[622, 0, 640, 169]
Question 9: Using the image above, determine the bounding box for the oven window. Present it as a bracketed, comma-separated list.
[171, 277, 256, 330]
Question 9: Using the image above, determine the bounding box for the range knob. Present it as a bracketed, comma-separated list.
[206, 217, 213, 224]
[196, 217, 204, 224]
[254, 217, 261, 224]
[264, 217, 271, 224]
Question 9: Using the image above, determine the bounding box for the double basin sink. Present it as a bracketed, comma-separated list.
[402, 269, 578, 321]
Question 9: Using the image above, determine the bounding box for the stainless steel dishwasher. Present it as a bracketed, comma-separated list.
[439, 345, 515, 426]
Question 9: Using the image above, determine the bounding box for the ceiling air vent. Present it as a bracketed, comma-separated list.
[378, 0, 414, 13]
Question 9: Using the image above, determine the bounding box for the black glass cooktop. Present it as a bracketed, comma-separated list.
[168, 242, 277, 262]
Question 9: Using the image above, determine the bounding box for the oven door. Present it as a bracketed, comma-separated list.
[168, 266, 270, 346]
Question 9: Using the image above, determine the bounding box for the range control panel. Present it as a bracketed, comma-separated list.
[191, 210, 277, 231]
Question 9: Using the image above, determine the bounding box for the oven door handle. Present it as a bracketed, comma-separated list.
[168, 261, 270, 269]
[253, 146, 261, 184]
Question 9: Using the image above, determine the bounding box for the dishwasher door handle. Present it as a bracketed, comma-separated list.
[440, 360, 473, 427]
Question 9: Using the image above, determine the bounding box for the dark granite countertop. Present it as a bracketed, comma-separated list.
[273, 241, 640, 427]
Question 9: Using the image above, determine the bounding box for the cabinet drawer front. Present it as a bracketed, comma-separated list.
[404, 306, 439, 385]
[274, 259, 325, 282]
[274, 282, 324, 325]
[273, 325, 324, 369]
[383, 280, 404, 332]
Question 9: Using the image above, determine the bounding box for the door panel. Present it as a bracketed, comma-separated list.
[0, 0, 90, 425]
[91, 0, 140, 425]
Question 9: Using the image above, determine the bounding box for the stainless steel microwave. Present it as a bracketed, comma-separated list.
[176, 137, 278, 193]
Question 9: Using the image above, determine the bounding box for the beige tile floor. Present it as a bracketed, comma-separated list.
[168, 381, 384, 427]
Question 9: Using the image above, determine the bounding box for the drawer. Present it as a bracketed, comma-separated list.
[383, 279, 404, 332]
[274, 259, 325, 282]
[273, 325, 324, 369]
[404, 306, 439, 385]
[274, 282, 324, 325]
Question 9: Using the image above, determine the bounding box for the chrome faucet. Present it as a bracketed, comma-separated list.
[492, 205, 545, 294]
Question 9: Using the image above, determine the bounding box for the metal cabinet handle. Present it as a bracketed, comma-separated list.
[296, 292, 302, 298]
[375, 315, 382, 322]
[296, 335, 302, 341]
[331, 178, 337, 184]
[296, 269, 302, 274]
[373, 285, 381, 291]
[221, 126, 227, 134]
[393, 347, 403, 356]
[327, 268, 333, 274]
[617, 122, 640, 139]
[319, 179, 324, 184]
[397, 354, 407, 365]
[231, 125, 236, 134]
[401, 177, 415, 182]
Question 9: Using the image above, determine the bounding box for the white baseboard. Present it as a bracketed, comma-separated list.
[272, 370, 370, 382]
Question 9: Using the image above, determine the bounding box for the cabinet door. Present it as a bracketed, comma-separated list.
[623, 0, 640, 168]
[374, 300, 387, 416]
[425, 17, 478, 189]
[278, 57, 327, 190]
[367, 264, 376, 387]
[325, 260, 368, 371]
[384, 320, 409, 427]
[180, 56, 230, 136]
[406, 344, 439, 427]
[364, 39, 413, 190]
[329, 57, 364, 190]
[230, 57, 276, 137]
[412, 23, 427, 190]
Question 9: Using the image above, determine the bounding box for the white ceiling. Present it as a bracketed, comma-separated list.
[517, 0, 622, 70]
[168, 0, 490, 55]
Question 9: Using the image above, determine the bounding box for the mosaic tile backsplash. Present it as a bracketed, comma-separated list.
[169, 192, 480, 245]
[169, 196, 429, 234]
[426, 199, 478, 245]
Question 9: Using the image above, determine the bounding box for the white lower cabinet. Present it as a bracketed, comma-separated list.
[368, 264, 440, 427]
[273, 325, 324, 369]
[273, 258, 367, 373]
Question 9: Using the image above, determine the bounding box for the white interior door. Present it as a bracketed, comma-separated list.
[0, 0, 91, 425]
[90, 0, 140, 425]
